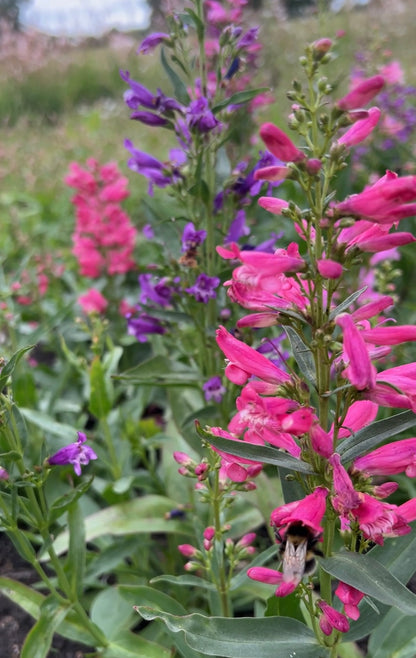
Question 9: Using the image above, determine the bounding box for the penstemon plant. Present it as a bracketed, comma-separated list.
[2, 5, 416, 658]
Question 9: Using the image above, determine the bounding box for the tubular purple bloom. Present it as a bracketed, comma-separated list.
[137, 32, 170, 54]
[139, 274, 174, 307]
[130, 111, 169, 126]
[185, 273, 220, 303]
[203, 376, 226, 403]
[186, 97, 222, 134]
[181, 222, 207, 251]
[127, 312, 166, 342]
[48, 432, 97, 476]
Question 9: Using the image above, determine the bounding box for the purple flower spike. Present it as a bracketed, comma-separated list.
[138, 32, 170, 54]
[48, 432, 97, 476]
[203, 376, 226, 403]
[185, 273, 220, 303]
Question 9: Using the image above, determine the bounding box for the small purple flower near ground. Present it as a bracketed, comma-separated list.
[48, 432, 97, 476]
[203, 376, 226, 403]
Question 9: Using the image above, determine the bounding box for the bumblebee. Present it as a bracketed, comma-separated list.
[274, 522, 323, 583]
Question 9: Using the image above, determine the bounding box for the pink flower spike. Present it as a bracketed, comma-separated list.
[337, 75, 385, 111]
[317, 258, 343, 279]
[398, 498, 416, 522]
[259, 122, 305, 162]
[335, 313, 376, 390]
[338, 107, 381, 147]
[336, 400, 378, 439]
[281, 408, 314, 435]
[318, 600, 350, 635]
[270, 487, 328, 535]
[258, 196, 289, 215]
[216, 326, 291, 386]
[354, 438, 416, 477]
[78, 289, 108, 314]
[330, 453, 361, 518]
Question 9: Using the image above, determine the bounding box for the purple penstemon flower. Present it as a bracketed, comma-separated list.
[130, 111, 169, 126]
[48, 432, 97, 476]
[185, 273, 220, 303]
[137, 32, 170, 54]
[181, 222, 207, 252]
[186, 97, 222, 134]
[127, 312, 166, 342]
[120, 70, 155, 109]
[139, 274, 174, 307]
[237, 26, 260, 49]
[203, 376, 226, 403]
[124, 139, 171, 195]
[225, 209, 250, 244]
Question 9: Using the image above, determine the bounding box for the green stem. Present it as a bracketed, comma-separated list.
[212, 469, 231, 617]
[101, 416, 122, 480]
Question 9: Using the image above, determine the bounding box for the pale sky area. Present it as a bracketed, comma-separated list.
[20, 0, 151, 37]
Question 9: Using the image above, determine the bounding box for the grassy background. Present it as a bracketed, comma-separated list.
[1, 0, 416, 254]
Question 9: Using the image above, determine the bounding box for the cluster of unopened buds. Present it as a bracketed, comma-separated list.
[178, 527, 256, 573]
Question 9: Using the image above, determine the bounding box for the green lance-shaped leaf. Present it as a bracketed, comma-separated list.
[0, 577, 96, 646]
[135, 608, 323, 658]
[67, 501, 85, 600]
[320, 552, 416, 615]
[338, 409, 416, 463]
[284, 326, 317, 387]
[212, 88, 270, 114]
[160, 47, 190, 106]
[89, 356, 112, 420]
[48, 475, 93, 523]
[328, 286, 368, 320]
[115, 354, 201, 387]
[367, 606, 416, 658]
[196, 423, 315, 475]
[151, 574, 217, 591]
[49, 495, 194, 557]
[101, 630, 171, 658]
[21, 595, 70, 658]
[344, 527, 416, 642]
[0, 345, 34, 390]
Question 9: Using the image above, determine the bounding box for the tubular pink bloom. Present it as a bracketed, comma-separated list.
[368, 362, 416, 410]
[259, 122, 305, 163]
[254, 165, 291, 182]
[204, 526, 215, 541]
[330, 454, 361, 525]
[173, 451, 194, 467]
[236, 533, 256, 549]
[0, 467, 9, 480]
[338, 107, 381, 147]
[351, 296, 394, 322]
[317, 258, 343, 279]
[335, 582, 364, 621]
[246, 566, 298, 597]
[353, 438, 416, 477]
[337, 75, 385, 111]
[349, 231, 415, 253]
[178, 544, 199, 558]
[310, 423, 333, 458]
[247, 566, 283, 585]
[360, 325, 416, 346]
[237, 312, 279, 328]
[336, 313, 376, 390]
[352, 493, 410, 545]
[78, 289, 108, 314]
[397, 498, 416, 522]
[216, 326, 291, 385]
[281, 408, 314, 435]
[270, 487, 328, 535]
[312, 38, 333, 53]
[335, 400, 378, 439]
[318, 600, 350, 635]
[216, 242, 304, 274]
[258, 196, 290, 215]
[335, 174, 416, 224]
[373, 482, 399, 498]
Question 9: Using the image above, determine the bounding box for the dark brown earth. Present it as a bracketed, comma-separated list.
[0, 533, 94, 658]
